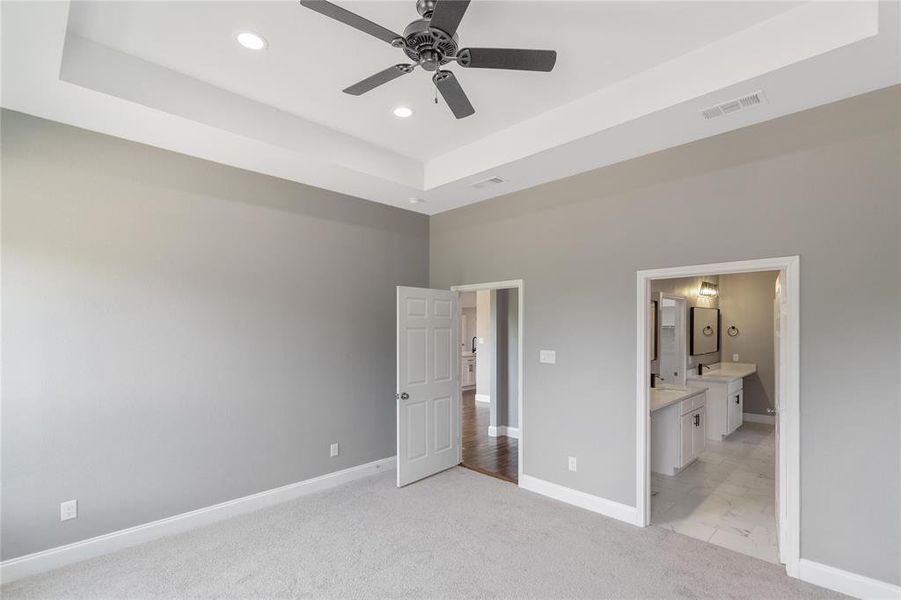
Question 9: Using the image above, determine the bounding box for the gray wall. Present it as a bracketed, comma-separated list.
[490, 288, 519, 429]
[720, 271, 780, 415]
[0, 110, 429, 560]
[431, 87, 900, 584]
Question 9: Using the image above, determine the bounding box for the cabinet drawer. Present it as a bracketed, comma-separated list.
[680, 392, 706, 415]
[727, 378, 744, 395]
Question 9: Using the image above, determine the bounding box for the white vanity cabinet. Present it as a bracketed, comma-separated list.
[461, 356, 476, 388]
[651, 389, 707, 476]
[701, 379, 743, 440]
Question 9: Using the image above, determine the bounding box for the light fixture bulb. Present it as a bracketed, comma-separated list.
[236, 32, 267, 50]
[393, 106, 414, 118]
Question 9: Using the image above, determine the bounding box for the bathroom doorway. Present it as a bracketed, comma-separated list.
[636, 257, 799, 577]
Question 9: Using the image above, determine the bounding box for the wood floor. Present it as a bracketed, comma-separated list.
[461, 389, 518, 483]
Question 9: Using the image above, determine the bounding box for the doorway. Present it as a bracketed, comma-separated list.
[452, 281, 524, 485]
[636, 257, 799, 577]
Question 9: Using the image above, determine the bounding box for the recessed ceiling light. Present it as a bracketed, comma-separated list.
[236, 32, 267, 50]
[408, 197, 424, 204]
[393, 106, 413, 118]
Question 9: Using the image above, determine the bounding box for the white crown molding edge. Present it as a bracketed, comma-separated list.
[0, 456, 396, 584]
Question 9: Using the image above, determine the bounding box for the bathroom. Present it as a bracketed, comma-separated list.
[648, 271, 782, 563]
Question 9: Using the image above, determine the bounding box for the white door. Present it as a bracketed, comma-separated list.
[773, 274, 786, 561]
[396, 286, 461, 487]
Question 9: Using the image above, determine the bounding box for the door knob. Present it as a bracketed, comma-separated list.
[396, 392, 410, 400]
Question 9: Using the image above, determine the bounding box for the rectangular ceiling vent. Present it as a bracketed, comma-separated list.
[700, 91, 767, 121]
[472, 176, 505, 189]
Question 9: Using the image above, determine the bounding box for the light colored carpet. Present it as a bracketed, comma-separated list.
[3, 467, 842, 599]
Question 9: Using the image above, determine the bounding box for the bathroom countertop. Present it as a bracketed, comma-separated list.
[686, 362, 757, 383]
[650, 386, 707, 413]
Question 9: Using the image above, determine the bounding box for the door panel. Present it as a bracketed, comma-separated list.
[397, 286, 461, 487]
[680, 413, 693, 467]
[693, 407, 707, 459]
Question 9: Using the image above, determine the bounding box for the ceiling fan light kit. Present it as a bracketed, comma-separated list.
[299, 0, 557, 119]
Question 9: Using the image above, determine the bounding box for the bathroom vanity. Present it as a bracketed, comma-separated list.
[687, 362, 757, 440]
[650, 386, 708, 476]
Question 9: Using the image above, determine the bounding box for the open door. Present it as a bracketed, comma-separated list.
[773, 273, 786, 563]
[396, 286, 461, 487]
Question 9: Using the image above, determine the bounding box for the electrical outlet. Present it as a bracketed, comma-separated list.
[568, 456, 577, 472]
[330, 442, 339, 457]
[60, 500, 77, 522]
[732, 354, 740, 362]
[540, 350, 556, 364]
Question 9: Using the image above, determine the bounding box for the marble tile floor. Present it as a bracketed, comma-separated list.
[651, 421, 780, 563]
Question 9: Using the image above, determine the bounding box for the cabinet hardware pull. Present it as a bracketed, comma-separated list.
[694, 414, 700, 427]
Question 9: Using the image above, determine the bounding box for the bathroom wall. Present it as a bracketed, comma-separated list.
[720, 271, 780, 416]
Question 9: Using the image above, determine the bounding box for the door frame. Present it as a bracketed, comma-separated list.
[450, 279, 524, 484]
[636, 257, 800, 577]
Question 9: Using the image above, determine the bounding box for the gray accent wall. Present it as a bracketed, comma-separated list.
[720, 271, 780, 415]
[1, 111, 429, 560]
[431, 87, 900, 584]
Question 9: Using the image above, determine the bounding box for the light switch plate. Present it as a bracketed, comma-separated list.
[539, 350, 556, 364]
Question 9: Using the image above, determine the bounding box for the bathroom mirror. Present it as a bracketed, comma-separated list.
[690, 307, 720, 355]
[649, 301, 658, 361]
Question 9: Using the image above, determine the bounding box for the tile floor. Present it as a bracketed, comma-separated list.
[651, 421, 779, 563]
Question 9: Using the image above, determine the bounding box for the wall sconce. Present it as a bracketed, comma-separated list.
[699, 281, 719, 298]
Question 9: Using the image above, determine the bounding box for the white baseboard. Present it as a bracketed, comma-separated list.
[798, 559, 901, 599]
[743, 412, 776, 425]
[519, 474, 640, 526]
[475, 394, 490, 404]
[487, 425, 520, 439]
[0, 457, 395, 584]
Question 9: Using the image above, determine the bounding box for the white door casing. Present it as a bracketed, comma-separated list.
[396, 286, 461, 487]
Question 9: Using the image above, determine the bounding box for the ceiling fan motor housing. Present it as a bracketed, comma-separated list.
[402, 18, 458, 71]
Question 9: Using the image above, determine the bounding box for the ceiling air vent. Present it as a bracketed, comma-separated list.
[472, 176, 506, 189]
[700, 90, 767, 120]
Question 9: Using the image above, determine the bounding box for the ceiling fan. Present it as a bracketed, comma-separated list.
[299, 0, 557, 119]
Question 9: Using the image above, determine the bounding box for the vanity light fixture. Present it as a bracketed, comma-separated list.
[236, 31, 267, 50]
[699, 281, 719, 298]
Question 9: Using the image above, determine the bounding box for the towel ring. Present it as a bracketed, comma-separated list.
[702, 325, 714, 336]
[727, 325, 739, 337]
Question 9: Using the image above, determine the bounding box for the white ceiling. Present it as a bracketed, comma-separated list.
[2, 1, 899, 215]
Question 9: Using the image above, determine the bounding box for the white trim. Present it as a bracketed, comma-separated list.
[488, 425, 520, 439]
[798, 559, 901, 600]
[520, 475, 640, 526]
[451, 280, 525, 485]
[636, 256, 800, 580]
[743, 412, 776, 425]
[0, 457, 395, 584]
[475, 393, 491, 404]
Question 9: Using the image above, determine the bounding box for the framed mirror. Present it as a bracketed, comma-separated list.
[649, 300, 658, 361]
[690, 307, 720, 355]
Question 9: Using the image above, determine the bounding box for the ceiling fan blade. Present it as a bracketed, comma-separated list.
[457, 48, 557, 72]
[433, 70, 474, 119]
[299, 0, 402, 45]
[343, 64, 413, 96]
[428, 0, 470, 38]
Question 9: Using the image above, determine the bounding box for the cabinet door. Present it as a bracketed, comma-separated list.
[692, 407, 707, 458]
[680, 412, 694, 467]
[727, 389, 742, 432]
